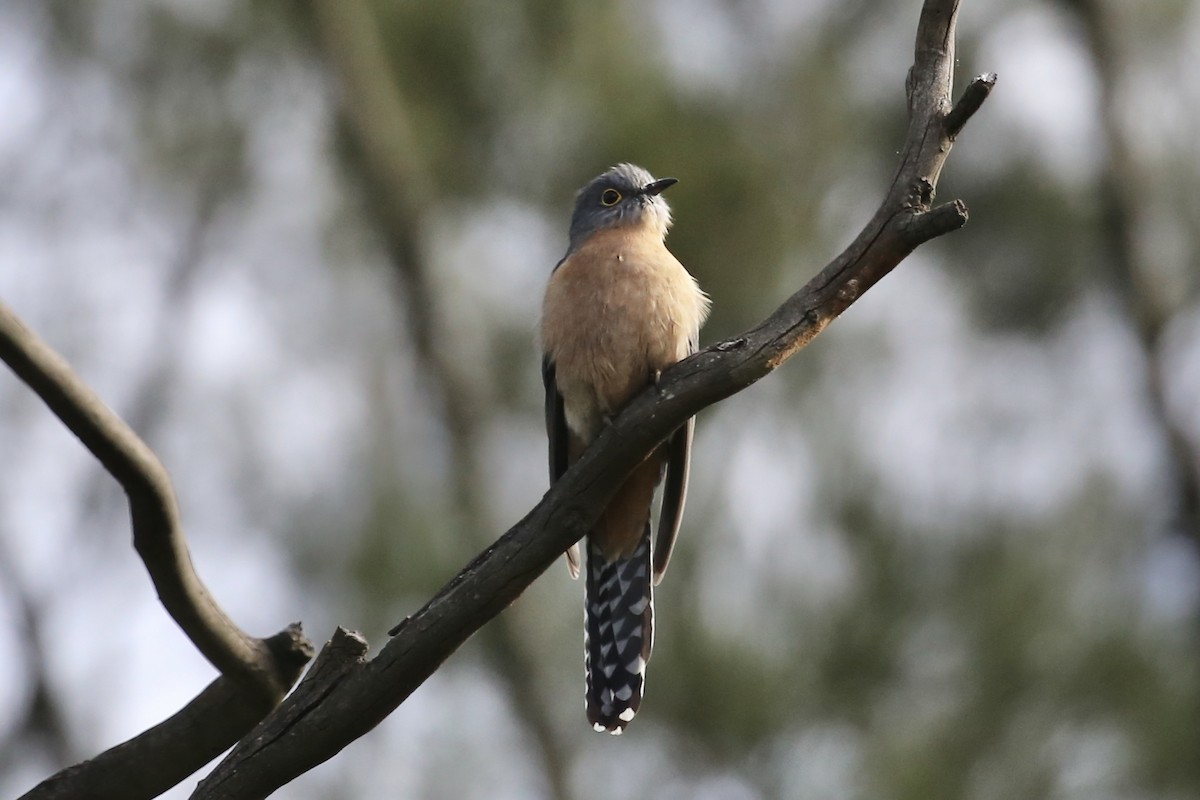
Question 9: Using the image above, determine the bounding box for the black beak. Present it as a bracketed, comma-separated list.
[641, 177, 678, 196]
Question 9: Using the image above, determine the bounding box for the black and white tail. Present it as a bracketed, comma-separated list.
[584, 529, 654, 734]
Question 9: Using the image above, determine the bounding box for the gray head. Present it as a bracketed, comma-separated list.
[566, 163, 677, 254]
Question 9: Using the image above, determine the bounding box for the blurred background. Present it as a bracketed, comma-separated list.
[1, 0, 1198, 798]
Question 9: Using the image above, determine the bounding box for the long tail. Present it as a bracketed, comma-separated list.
[584, 527, 654, 734]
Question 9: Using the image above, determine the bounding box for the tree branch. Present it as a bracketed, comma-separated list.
[0, 302, 308, 697]
[193, 0, 991, 796]
[945, 72, 997, 139]
[0, 303, 315, 798]
[19, 627, 312, 800]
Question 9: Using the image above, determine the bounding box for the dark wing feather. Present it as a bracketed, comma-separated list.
[543, 355, 580, 578]
[653, 416, 693, 584]
[543, 356, 569, 484]
[653, 336, 701, 584]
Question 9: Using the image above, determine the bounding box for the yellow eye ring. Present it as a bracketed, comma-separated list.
[600, 188, 622, 207]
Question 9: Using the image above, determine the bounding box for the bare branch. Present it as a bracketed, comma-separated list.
[193, 0, 992, 795]
[192, 627, 369, 785]
[19, 626, 312, 800]
[0, 301, 305, 698]
[946, 72, 998, 139]
[0, 303, 316, 797]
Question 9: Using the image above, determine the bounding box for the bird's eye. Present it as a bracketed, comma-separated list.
[600, 188, 622, 207]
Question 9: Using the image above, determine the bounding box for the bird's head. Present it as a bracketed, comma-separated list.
[567, 163, 677, 253]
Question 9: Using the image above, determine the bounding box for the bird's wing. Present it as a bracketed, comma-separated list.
[653, 416, 693, 585]
[544, 356, 568, 483]
[653, 333, 701, 584]
[544, 355, 580, 578]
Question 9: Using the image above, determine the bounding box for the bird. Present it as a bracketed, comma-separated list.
[541, 163, 710, 734]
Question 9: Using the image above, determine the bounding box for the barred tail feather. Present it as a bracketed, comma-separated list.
[584, 528, 654, 734]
